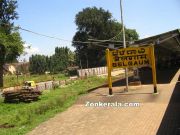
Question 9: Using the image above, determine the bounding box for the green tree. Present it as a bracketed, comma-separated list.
[29, 55, 47, 74]
[68, 49, 76, 66]
[73, 7, 139, 68]
[51, 47, 69, 73]
[29, 47, 72, 74]
[0, 0, 24, 87]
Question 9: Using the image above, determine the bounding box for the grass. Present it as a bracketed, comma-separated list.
[3, 74, 68, 88]
[0, 76, 106, 135]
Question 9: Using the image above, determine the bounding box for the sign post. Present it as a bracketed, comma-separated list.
[106, 49, 113, 95]
[150, 46, 158, 93]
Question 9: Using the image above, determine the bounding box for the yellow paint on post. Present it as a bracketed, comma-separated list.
[150, 45, 158, 93]
[106, 49, 113, 95]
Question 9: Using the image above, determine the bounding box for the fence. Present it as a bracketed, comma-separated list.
[2, 77, 79, 92]
[77, 67, 107, 77]
[34, 79, 77, 91]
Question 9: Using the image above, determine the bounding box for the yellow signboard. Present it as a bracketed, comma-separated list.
[106, 45, 158, 95]
[110, 47, 151, 68]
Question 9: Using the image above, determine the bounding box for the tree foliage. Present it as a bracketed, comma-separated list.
[29, 55, 47, 74]
[73, 7, 139, 68]
[0, 0, 24, 87]
[0, 31, 24, 62]
[0, 0, 18, 33]
[0, 0, 23, 63]
[29, 47, 75, 74]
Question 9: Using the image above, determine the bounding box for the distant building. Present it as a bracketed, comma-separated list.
[3, 62, 30, 75]
[3, 64, 16, 75]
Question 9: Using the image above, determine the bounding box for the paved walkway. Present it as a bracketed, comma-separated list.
[28, 69, 180, 135]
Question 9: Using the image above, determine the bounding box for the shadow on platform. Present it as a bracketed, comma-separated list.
[112, 68, 179, 87]
[157, 76, 180, 135]
[139, 67, 179, 84]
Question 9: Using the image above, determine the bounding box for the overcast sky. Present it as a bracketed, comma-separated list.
[15, 0, 180, 61]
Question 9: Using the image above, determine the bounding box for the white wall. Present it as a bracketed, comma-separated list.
[77, 67, 107, 77]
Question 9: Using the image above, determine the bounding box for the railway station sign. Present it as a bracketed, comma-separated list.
[110, 47, 151, 68]
[106, 45, 158, 95]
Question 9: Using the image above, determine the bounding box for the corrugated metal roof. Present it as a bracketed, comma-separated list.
[88, 29, 180, 53]
[134, 29, 180, 53]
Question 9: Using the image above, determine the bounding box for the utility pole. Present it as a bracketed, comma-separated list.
[120, 0, 129, 92]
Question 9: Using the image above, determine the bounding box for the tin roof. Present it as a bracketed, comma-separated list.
[134, 29, 180, 53]
[88, 29, 180, 53]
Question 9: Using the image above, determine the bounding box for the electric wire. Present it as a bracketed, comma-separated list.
[17, 26, 124, 48]
[88, 29, 123, 43]
[1, 22, 125, 48]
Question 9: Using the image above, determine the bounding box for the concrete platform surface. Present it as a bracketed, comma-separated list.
[27, 69, 180, 135]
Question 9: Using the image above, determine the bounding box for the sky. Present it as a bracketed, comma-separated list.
[15, 0, 180, 61]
